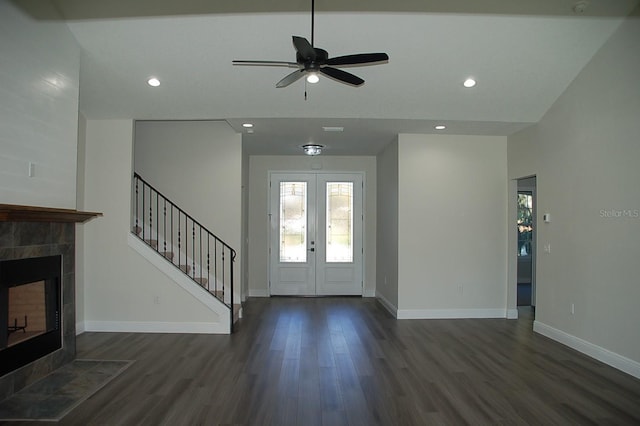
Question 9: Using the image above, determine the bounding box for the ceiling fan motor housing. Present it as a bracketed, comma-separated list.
[297, 48, 328, 70]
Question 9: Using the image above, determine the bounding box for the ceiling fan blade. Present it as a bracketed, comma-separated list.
[320, 67, 364, 87]
[233, 60, 299, 68]
[292, 36, 316, 61]
[326, 53, 389, 67]
[276, 69, 306, 88]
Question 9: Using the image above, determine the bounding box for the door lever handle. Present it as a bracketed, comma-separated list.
[308, 247, 315, 252]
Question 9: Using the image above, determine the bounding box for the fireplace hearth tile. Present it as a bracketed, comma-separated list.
[0, 360, 133, 422]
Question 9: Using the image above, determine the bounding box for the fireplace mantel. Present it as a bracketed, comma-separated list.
[0, 204, 102, 223]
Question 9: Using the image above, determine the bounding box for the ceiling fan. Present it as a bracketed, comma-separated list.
[232, 0, 389, 88]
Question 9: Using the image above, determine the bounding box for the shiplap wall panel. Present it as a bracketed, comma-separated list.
[0, 0, 80, 209]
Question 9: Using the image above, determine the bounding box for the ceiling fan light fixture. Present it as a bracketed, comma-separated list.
[302, 144, 323, 156]
[306, 73, 320, 84]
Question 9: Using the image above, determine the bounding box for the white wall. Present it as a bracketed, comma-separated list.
[508, 13, 640, 377]
[247, 155, 377, 297]
[397, 134, 508, 318]
[376, 139, 399, 311]
[82, 119, 227, 333]
[134, 121, 241, 249]
[0, 0, 80, 209]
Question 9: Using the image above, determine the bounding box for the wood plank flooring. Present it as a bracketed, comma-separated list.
[4, 297, 640, 425]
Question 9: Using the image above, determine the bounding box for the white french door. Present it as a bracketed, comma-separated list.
[269, 172, 363, 296]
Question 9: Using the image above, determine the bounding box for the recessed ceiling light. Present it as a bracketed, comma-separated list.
[147, 77, 160, 87]
[242, 123, 253, 128]
[463, 78, 477, 88]
[306, 73, 319, 84]
[434, 125, 446, 130]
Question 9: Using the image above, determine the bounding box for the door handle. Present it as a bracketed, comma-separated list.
[308, 247, 315, 252]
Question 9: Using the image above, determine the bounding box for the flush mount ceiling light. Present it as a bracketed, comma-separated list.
[147, 77, 160, 87]
[572, 0, 590, 13]
[463, 78, 477, 88]
[302, 144, 323, 156]
[306, 73, 320, 84]
[434, 125, 446, 130]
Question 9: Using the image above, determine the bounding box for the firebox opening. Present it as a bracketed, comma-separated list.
[0, 255, 62, 377]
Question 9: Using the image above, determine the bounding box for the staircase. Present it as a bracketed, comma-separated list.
[132, 173, 240, 332]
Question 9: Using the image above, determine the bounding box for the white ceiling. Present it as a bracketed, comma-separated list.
[15, 0, 638, 155]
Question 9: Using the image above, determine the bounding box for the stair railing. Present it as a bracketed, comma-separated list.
[132, 173, 236, 332]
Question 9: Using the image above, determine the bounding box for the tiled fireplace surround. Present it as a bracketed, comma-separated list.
[0, 220, 77, 400]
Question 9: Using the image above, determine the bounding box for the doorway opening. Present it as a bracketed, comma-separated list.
[269, 172, 364, 296]
[517, 176, 536, 314]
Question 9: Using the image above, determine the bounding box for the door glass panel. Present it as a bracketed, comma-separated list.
[279, 182, 307, 262]
[326, 182, 353, 262]
[517, 192, 533, 257]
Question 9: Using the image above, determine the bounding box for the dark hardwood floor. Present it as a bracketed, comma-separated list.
[6, 297, 640, 425]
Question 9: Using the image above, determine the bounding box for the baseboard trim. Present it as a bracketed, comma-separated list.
[84, 320, 229, 334]
[76, 321, 85, 335]
[507, 308, 519, 319]
[376, 294, 398, 318]
[396, 308, 506, 320]
[534, 321, 640, 379]
[248, 289, 269, 297]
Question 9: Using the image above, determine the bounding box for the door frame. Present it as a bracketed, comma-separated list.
[267, 170, 365, 297]
[508, 175, 537, 319]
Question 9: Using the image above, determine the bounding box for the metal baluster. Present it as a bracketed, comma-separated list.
[192, 221, 195, 278]
[230, 247, 235, 333]
[156, 191, 159, 252]
[171, 206, 174, 265]
[149, 188, 153, 248]
[178, 212, 181, 267]
[135, 177, 139, 233]
[142, 183, 145, 240]
[214, 240, 218, 296]
[163, 199, 167, 255]
[207, 236, 210, 293]
[222, 248, 225, 302]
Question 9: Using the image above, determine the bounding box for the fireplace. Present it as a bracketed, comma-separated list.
[0, 255, 62, 377]
[0, 204, 101, 400]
